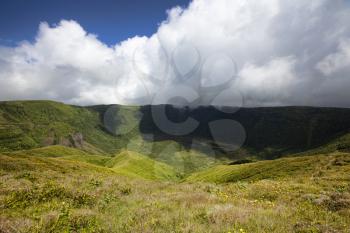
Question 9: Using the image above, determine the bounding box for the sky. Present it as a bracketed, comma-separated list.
[0, 0, 190, 45]
[1, 0, 350, 107]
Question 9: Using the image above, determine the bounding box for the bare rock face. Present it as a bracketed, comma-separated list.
[41, 131, 84, 149]
[59, 137, 72, 147]
[41, 129, 55, 146]
[70, 132, 84, 148]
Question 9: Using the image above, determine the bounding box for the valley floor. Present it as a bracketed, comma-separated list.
[1, 148, 350, 233]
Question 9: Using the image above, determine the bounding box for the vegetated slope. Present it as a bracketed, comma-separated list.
[1, 147, 350, 232]
[288, 132, 350, 157]
[2, 100, 350, 160]
[81, 103, 350, 162]
[125, 136, 230, 175]
[0, 101, 122, 153]
[0, 150, 114, 176]
[7, 145, 90, 157]
[186, 152, 350, 183]
[105, 150, 178, 181]
[2, 145, 179, 181]
[0, 101, 227, 174]
[6, 145, 112, 166]
[138, 105, 350, 159]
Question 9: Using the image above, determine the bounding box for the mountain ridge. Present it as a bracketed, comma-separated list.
[1, 100, 350, 159]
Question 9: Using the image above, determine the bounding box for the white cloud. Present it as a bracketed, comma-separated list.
[0, 20, 120, 105]
[316, 39, 350, 76]
[1, 0, 350, 107]
[236, 56, 298, 106]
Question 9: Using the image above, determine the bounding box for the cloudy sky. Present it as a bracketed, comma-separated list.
[1, 0, 350, 107]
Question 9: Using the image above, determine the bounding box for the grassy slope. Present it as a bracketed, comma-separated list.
[0, 101, 213, 173]
[89, 105, 224, 175]
[106, 150, 178, 181]
[6, 146, 112, 167]
[186, 152, 350, 183]
[0, 151, 114, 176]
[126, 137, 230, 175]
[1, 101, 350, 232]
[288, 132, 350, 157]
[2, 100, 350, 171]
[1, 151, 350, 232]
[0, 101, 120, 154]
[4, 146, 177, 180]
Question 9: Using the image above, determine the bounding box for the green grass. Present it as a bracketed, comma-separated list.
[7, 145, 90, 157]
[6, 146, 112, 167]
[0, 100, 122, 154]
[288, 133, 350, 157]
[106, 150, 179, 181]
[1, 151, 350, 232]
[1, 101, 350, 232]
[126, 137, 230, 175]
[0, 151, 114, 175]
[3, 145, 178, 180]
[186, 152, 350, 183]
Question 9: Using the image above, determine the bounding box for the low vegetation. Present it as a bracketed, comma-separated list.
[1, 101, 350, 232]
[1, 146, 350, 232]
[105, 150, 178, 181]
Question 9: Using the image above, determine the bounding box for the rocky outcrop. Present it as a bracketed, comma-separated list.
[42, 131, 84, 149]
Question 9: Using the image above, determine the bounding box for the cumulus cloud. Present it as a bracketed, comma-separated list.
[317, 39, 350, 76]
[236, 56, 298, 106]
[1, 0, 350, 107]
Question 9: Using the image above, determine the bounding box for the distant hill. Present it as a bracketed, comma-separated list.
[1, 100, 350, 160]
[2, 100, 350, 233]
[0, 101, 122, 153]
[93, 103, 350, 159]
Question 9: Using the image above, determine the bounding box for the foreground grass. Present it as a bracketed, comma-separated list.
[1, 150, 350, 233]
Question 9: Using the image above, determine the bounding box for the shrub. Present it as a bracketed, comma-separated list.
[119, 186, 132, 195]
[4, 183, 69, 208]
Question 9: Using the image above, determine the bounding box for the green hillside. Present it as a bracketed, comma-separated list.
[3, 145, 177, 181]
[0, 101, 126, 154]
[288, 133, 350, 157]
[0, 150, 114, 176]
[6, 145, 112, 166]
[106, 150, 178, 181]
[186, 152, 350, 183]
[2, 100, 350, 160]
[2, 148, 350, 232]
[126, 137, 230, 175]
[137, 105, 350, 158]
[7, 145, 90, 157]
[1, 100, 350, 232]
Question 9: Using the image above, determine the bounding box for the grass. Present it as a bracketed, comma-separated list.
[1, 149, 350, 232]
[1, 101, 350, 232]
[288, 133, 350, 157]
[6, 146, 112, 167]
[3, 100, 350, 159]
[126, 136, 231, 176]
[106, 150, 179, 181]
[186, 152, 350, 183]
[0, 100, 123, 154]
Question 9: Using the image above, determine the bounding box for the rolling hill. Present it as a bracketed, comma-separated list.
[0, 101, 120, 153]
[1, 144, 350, 232]
[1, 100, 350, 232]
[186, 152, 350, 183]
[2, 100, 350, 160]
[105, 150, 178, 181]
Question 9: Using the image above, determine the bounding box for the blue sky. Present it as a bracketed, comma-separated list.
[0, 0, 190, 46]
